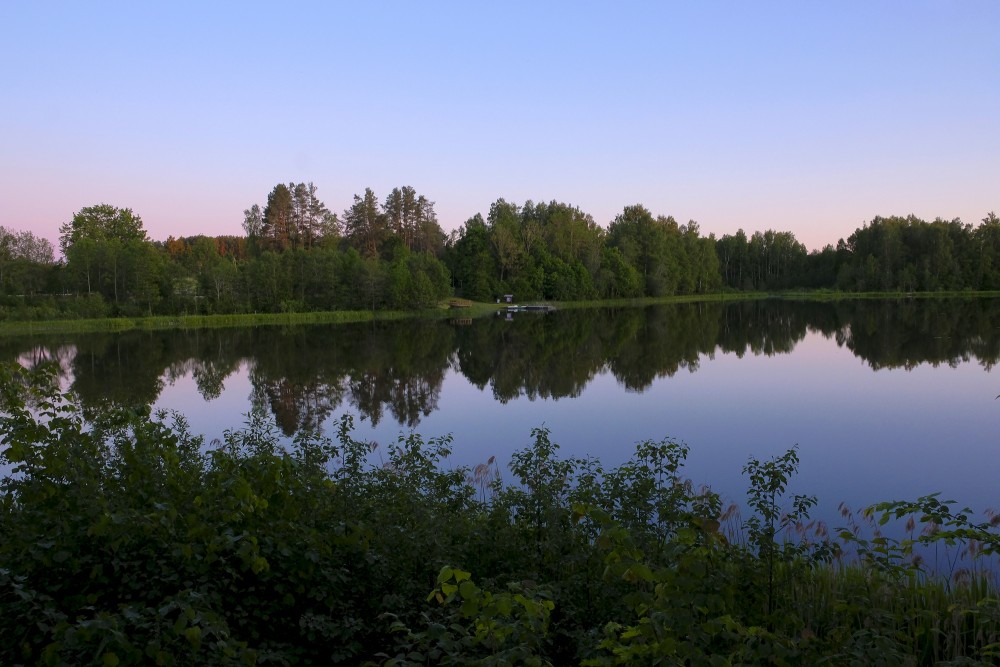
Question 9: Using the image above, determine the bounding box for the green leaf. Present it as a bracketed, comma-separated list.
[184, 626, 202, 650]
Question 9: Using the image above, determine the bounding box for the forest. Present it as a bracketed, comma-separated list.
[1, 182, 998, 320]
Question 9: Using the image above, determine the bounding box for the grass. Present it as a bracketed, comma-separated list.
[0, 308, 423, 336]
[4, 289, 1000, 337]
[778, 288, 1000, 301]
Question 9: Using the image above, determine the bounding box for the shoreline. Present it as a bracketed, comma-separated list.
[2, 289, 1000, 337]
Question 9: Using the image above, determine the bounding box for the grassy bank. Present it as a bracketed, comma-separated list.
[3, 290, 1000, 337]
[779, 288, 1000, 301]
[0, 308, 412, 336]
[0, 300, 516, 336]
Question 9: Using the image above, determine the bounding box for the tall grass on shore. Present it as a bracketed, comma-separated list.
[0, 308, 423, 336]
[0, 300, 519, 336]
[8, 290, 1000, 337]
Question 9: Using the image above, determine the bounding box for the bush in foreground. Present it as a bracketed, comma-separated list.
[1, 363, 999, 665]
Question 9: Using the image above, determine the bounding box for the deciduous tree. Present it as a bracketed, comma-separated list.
[0, 226, 55, 294]
[59, 204, 147, 255]
[59, 204, 154, 306]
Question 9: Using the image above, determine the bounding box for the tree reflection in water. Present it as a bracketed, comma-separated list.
[3, 298, 1000, 436]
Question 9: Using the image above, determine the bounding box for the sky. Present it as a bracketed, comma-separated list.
[1, 2, 997, 253]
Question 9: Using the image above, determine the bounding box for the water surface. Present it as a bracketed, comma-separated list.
[5, 298, 1000, 522]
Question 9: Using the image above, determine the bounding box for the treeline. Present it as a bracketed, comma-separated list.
[445, 201, 721, 301]
[1, 187, 998, 319]
[1, 186, 453, 319]
[715, 213, 1000, 291]
[835, 213, 1000, 291]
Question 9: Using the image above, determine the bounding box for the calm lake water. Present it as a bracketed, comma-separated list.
[5, 298, 1000, 525]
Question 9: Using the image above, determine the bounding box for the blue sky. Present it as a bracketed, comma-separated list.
[2, 1, 997, 252]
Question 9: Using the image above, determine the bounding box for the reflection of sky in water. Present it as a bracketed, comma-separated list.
[155, 362, 256, 443]
[153, 329, 1000, 528]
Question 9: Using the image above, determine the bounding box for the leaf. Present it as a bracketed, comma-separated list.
[458, 580, 478, 600]
[184, 626, 202, 650]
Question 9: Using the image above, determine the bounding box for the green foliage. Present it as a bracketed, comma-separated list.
[743, 447, 818, 615]
[0, 226, 55, 299]
[837, 215, 983, 292]
[596, 247, 642, 298]
[59, 204, 148, 256]
[444, 214, 498, 301]
[7, 194, 1000, 325]
[379, 566, 554, 666]
[0, 364, 370, 664]
[2, 362, 999, 664]
[245, 182, 338, 253]
[717, 228, 810, 290]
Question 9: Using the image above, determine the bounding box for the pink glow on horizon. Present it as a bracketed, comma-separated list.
[2, 3, 996, 254]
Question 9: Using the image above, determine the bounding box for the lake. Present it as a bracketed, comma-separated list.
[4, 297, 1000, 528]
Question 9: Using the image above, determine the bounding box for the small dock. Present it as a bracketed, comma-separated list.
[504, 304, 555, 313]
